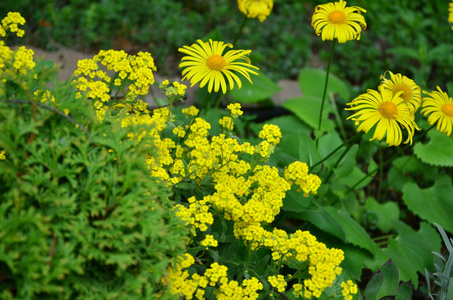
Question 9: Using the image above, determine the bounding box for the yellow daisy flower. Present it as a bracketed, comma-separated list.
[421, 86, 453, 136]
[178, 39, 259, 94]
[345, 86, 419, 146]
[311, 0, 367, 44]
[238, 0, 273, 22]
[380, 70, 421, 113]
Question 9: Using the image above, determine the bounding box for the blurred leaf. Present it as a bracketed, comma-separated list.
[298, 131, 321, 168]
[338, 167, 372, 189]
[325, 207, 375, 253]
[281, 96, 335, 131]
[413, 129, 453, 167]
[427, 44, 453, 62]
[229, 70, 281, 103]
[402, 175, 453, 233]
[395, 281, 413, 300]
[365, 198, 400, 233]
[387, 47, 420, 60]
[297, 68, 350, 101]
[333, 144, 358, 178]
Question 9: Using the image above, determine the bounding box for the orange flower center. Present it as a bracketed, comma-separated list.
[441, 103, 453, 117]
[392, 83, 412, 102]
[206, 54, 227, 71]
[379, 101, 398, 119]
[328, 10, 346, 24]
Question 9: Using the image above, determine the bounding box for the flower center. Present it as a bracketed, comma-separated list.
[206, 54, 227, 71]
[328, 10, 346, 24]
[441, 103, 453, 117]
[378, 101, 398, 119]
[392, 83, 412, 102]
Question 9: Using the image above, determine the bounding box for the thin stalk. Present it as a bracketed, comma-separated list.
[347, 125, 436, 194]
[310, 131, 364, 169]
[233, 15, 248, 46]
[316, 40, 336, 147]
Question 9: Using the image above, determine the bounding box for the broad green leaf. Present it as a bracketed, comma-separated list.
[363, 271, 384, 300]
[325, 207, 375, 253]
[413, 130, 453, 167]
[365, 198, 400, 233]
[395, 281, 413, 300]
[376, 260, 400, 298]
[317, 130, 343, 168]
[298, 68, 350, 101]
[229, 70, 281, 103]
[381, 221, 436, 288]
[387, 47, 420, 60]
[282, 187, 314, 213]
[298, 131, 321, 168]
[402, 175, 453, 233]
[289, 208, 346, 241]
[281, 96, 336, 131]
[338, 166, 372, 189]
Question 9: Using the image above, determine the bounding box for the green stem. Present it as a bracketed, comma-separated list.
[324, 138, 356, 183]
[233, 15, 248, 46]
[316, 40, 336, 147]
[181, 93, 211, 142]
[310, 131, 364, 169]
[347, 125, 435, 194]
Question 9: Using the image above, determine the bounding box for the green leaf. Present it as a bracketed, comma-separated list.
[292, 208, 346, 241]
[282, 187, 314, 213]
[298, 131, 321, 168]
[297, 68, 350, 101]
[413, 129, 453, 167]
[376, 260, 400, 298]
[338, 166, 373, 189]
[381, 221, 437, 288]
[387, 47, 421, 60]
[363, 271, 384, 300]
[365, 198, 400, 233]
[281, 95, 336, 131]
[402, 175, 453, 233]
[325, 207, 375, 253]
[228, 70, 281, 103]
[395, 281, 413, 300]
[334, 144, 358, 178]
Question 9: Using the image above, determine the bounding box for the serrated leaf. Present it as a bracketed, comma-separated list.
[402, 175, 453, 233]
[229, 70, 281, 103]
[281, 96, 336, 131]
[413, 130, 453, 167]
[324, 207, 375, 253]
[298, 68, 350, 101]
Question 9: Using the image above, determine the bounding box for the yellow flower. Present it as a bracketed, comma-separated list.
[345, 86, 419, 146]
[380, 70, 421, 113]
[311, 0, 366, 43]
[178, 39, 259, 94]
[449, 1, 453, 29]
[341, 280, 358, 300]
[238, 0, 273, 22]
[421, 86, 453, 136]
[0, 150, 6, 160]
[1, 12, 26, 38]
[268, 275, 287, 292]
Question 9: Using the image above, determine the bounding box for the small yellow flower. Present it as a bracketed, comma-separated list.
[268, 275, 286, 292]
[227, 103, 243, 118]
[341, 280, 358, 300]
[238, 0, 273, 22]
[449, 1, 453, 29]
[421, 86, 453, 136]
[200, 234, 218, 249]
[0, 150, 6, 160]
[311, 0, 367, 43]
[179, 39, 259, 94]
[345, 86, 420, 146]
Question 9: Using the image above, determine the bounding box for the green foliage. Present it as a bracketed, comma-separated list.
[413, 130, 453, 167]
[228, 70, 281, 103]
[0, 64, 186, 299]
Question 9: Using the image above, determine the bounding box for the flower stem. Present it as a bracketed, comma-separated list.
[310, 131, 364, 170]
[316, 40, 336, 147]
[347, 125, 436, 194]
[233, 15, 248, 46]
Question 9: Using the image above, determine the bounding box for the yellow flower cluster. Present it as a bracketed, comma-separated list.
[174, 197, 213, 233]
[238, 0, 274, 22]
[227, 103, 243, 118]
[166, 256, 263, 300]
[268, 275, 287, 292]
[341, 280, 358, 300]
[0, 12, 26, 38]
[200, 234, 218, 249]
[0, 149, 6, 160]
[219, 116, 234, 130]
[160, 79, 187, 104]
[285, 161, 322, 196]
[73, 49, 157, 122]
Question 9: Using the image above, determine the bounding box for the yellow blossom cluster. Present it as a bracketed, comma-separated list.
[200, 234, 218, 249]
[165, 255, 263, 300]
[73, 49, 157, 122]
[268, 275, 286, 292]
[219, 116, 234, 130]
[227, 102, 243, 118]
[0, 12, 26, 38]
[0, 149, 6, 160]
[341, 280, 359, 300]
[285, 161, 322, 196]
